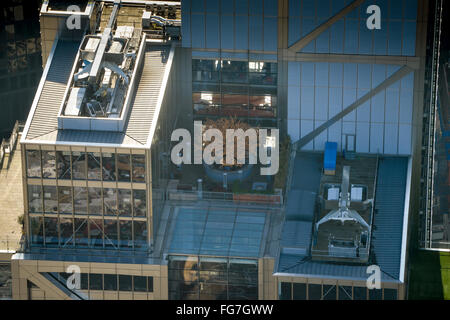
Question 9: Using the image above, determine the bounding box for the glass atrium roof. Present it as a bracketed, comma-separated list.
[168, 207, 267, 258]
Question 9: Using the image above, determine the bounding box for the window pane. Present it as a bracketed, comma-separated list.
[30, 217, 44, 245]
[369, 288, 382, 300]
[74, 187, 88, 215]
[81, 273, 88, 290]
[74, 218, 88, 247]
[119, 220, 133, 249]
[88, 187, 102, 216]
[72, 152, 86, 180]
[89, 219, 103, 248]
[119, 275, 132, 291]
[308, 284, 322, 300]
[104, 188, 117, 216]
[353, 286, 367, 300]
[338, 285, 353, 300]
[117, 154, 131, 182]
[133, 276, 147, 292]
[44, 217, 58, 247]
[104, 219, 118, 248]
[293, 283, 306, 300]
[58, 186, 72, 214]
[133, 190, 146, 217]
[102, 153, 116, 181]
[383, 288, 397, 300]
[43, 186, 58, 214]
[56, 151, 71, 180]
[118, 189, 132, 217]
[228, 284, 258, 300]
[104, 274, 117, 291]
[26, 150, 41, 178]
[134, 221, 147, 250]
[89, 273, 103, 290]
[148, 277, 153, 292]
[323, 285, 337, 300]
[132, 155, 145, 182]
[28, 185, 43, 213]
[280, 282, 291, 300]
[87, 152, 101, 181]
[42, 151, 56, 179]
[59, 217, 73, 247]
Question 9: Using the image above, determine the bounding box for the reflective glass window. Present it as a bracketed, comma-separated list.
[104, 274, 117, 291]
[89, 219, 103, 248]
[308, 284, 322, 300]
[28, 185, 42, 213]
[30, 216, 44, 245]
[117, 154, 131, 182]
[56, 151, 71, 180]
[280, 282, 291, 300]
[104, 188, 117, 216]
[323, 285, 337, 300]
[119, 220, 133, 249]
[26, 150, 41, 178]
[338, 285, 353, 300]
[102, 153, 116, 181]
[87, 152, 101, 181]
[58, 186, 72, 214]
[119, 275, 132, 291]
[72, 152, 86, 180]
[383, 288, 398, 300]
[89, 273, 103, 290]
[88, 187, 102, 216]
[43, 186, 58, 214]
[44, 217, 58, 247]
[73, 187, 88, 215]
[134, 221, 147, 250]
[369, 288, 382, 300]
[132, 155, 145, 183]
[59, 217, 73, 247]
[104, 219, 118, 248]
[81, 273, 88, 290]
[118, 189, 132, 216]
[133, 189, 146, 217]
[133, 276, 147, 292]
[42, 151, 56, 179]
[353, 286, 367, 300]
[74, 218, 88, 247]
[293, 283, 307, 300]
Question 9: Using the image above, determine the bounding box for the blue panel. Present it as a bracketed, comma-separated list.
[343, 63, 357, 88]
[387, 21, 402, 55]
[221, 15, 234, 49]
[289, 0, 301, 17]
[206, 0, 219, 13]
[315, 121, 328, 151]
[249, 53, 277, 60]
[301, 62, 315, 86]
[235, 15, 249, 50]
[315, 87, 328, 121]
[356, 122, 370, 153]
[387, 65, 401, 89]
[404, 0, 417, 20]
[370, 123, 384, 153]
[250, 0, 263, 15]
[329, 87, 342, 117]
[398, 124, 412, 154]
[288, 120, 300, 141]
[385, 89, 399, 124]
[399, 89, 413, 124]
[330, 20, 344, 54]
[344, 19, 359, 54]
[192, 50, 220, 58]
[402, 21, 416, 56]
[324, 141, 337, 170]
[264, 0, 278, 16]
[206, 14, 219, 49]
[331, 0, 346, 15]
[343, 88, 356, 121]
[302, 17, 315, 35]
[301, 120, 314, 150]
[181, 1, 191, 47]
[376, 0, 389, 17]
[371, 90, 385, 123]
[329, 63, 343, 87]
[372, 64, 386, 88]
[235, 0, 248, 14]
[389, 0, 403, 19]
[317, 0, 331, 19]
[191, 14, 205, 48]
[315, 62, 329, 87]
[357, 89, 370, 121]
[288, 86, 300, 119]
[358, 19, 373, 55]
[316, 29, 330, 53]
[264, 17, 278, 51]
[373, 21, 388, 55]
[288, 62, 301, 86]
[384, 123, 398, 154]
[191, 0, 204, 12]
[401, 72, 414, 89]
[289, 17, 301, 46]
[301, 86, 314, 119]
[357, 64, 371, 89]
[221, 0, 234, 14]
[328, 122, 342, 150]
[342, 121, 355, 134]
[249, 15, 263, 50]
[302, 0, 316, 17]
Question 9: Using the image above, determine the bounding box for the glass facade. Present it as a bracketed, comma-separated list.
[193, 59, 278, 125]
[168, 256, 258, 300]
[279, 282, 398, 300]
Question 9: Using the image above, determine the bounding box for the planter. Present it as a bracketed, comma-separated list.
[203, 162, 254, 184]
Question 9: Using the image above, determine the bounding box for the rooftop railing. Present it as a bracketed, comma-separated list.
[0, 121, 25, 171]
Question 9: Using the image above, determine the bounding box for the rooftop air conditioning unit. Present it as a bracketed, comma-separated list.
[142, 11, 151, 29]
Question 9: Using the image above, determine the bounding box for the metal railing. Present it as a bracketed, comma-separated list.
[0, 121, 25, 170]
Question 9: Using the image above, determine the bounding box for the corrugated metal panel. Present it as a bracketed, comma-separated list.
[26, 40, 80, 140]
[125, 45, 171, 145]
[32, 129, 139, 146]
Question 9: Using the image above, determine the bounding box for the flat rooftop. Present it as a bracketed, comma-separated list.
[276, 151, 410, 282]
